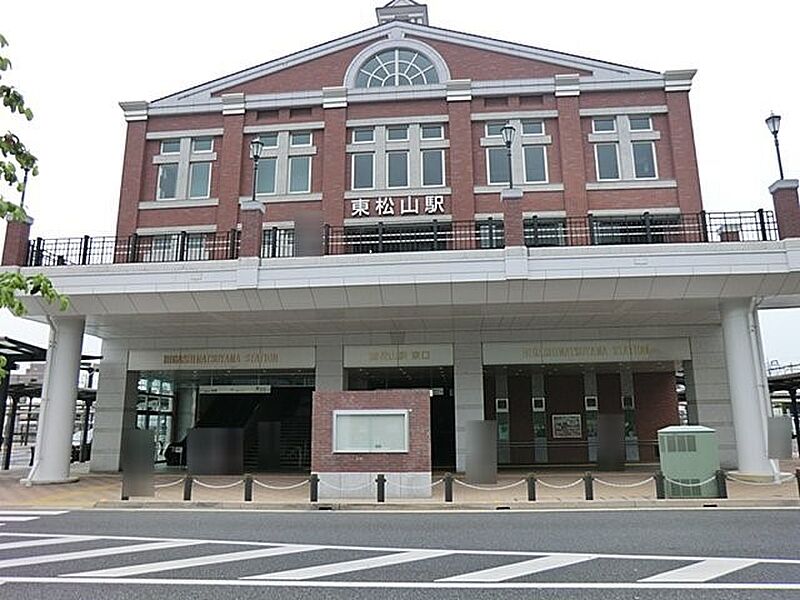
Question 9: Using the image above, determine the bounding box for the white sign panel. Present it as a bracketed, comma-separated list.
[344, 344, 454, 368]
[482, 338, 691, 365]
[128, 347, 315, 371]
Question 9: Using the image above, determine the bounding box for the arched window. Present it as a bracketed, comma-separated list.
[354, 48, 440, 88]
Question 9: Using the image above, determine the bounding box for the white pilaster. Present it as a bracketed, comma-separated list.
[315, 342, 344, 391]
[719, 299, 775, 476]
[453, 339, 484, 472]
[23, 316, 85, 484]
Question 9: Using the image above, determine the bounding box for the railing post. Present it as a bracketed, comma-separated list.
[377, 221, 384, 253]
[757, 208, 768, 241]
[228, 228, 238, 259]
[80, 235, 91, 265]
[644, 211, 652, 244]
[244, 474, 253, 502]
[699, 210, 709, 242]
[178, 231, 188, 261]
[33, 237, 44, 266]
[127, 234, 139, 263]
[270, 226, 278, 258]
[432, 219, 439, 250]
[183, 475, 193, 501]
[323, 224, 331, 255]
[527, 474, 537, 502]
[715, 469, 728, 499]
[587, 215, 596, 245]
[376, 473, 386, 503]
[583, 472, 594, 500]
[530, 215, 539, 247]
[654, 471, 666, 499]
[444, 472, 453, 503]
[309, 473, 319, 503]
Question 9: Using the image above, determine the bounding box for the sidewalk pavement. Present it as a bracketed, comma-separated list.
[1, 460, 798, 510]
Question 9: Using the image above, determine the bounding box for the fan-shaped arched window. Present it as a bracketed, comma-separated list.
[354, 48, 440, 88]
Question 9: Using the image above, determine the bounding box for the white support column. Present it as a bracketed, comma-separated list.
[453, 339, 484, 472]
[315, 342, 344, 392]
[719, 299, 775, 476]
[23, 316, 85, 484]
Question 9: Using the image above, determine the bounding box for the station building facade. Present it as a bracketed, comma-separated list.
[4, 1, 800, 484]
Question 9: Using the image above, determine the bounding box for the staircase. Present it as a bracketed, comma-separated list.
[279, 416, 311, 471]
[243, 437, 260, 472]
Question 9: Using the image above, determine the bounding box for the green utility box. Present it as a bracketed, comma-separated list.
[657, 425, 720, 498]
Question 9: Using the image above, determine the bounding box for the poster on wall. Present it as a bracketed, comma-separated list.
[552, 414, 582, 439]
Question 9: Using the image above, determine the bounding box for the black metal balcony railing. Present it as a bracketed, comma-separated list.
[23, 210, 779, 267]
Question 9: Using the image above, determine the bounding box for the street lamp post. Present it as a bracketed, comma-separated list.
[250, 136, 265, 201]
[765, 112, 785, 180]
[501, 123, 516, 189]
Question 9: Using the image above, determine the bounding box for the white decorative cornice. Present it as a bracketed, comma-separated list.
[240, 200, 265, 214]
[119, 100, 149, 122]
[322, 86, 348, 109]
[769, 179, 799, 194]
[663, 69, 697, 92]
[221, 92, 246, 115]
[446, 79, 472, 102]
[554, 74, 581, 97]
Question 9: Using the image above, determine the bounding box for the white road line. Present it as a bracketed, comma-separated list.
[438, 553, 596, 582]
[64, 545, 319, 578]
[246, 549, 451, 580]
[0, 540, 204, 570]
[640, 558, 761, 583]
[0, 511, 67, 516]
[0, 536, 95, 551]
[0, 517, 41, 522]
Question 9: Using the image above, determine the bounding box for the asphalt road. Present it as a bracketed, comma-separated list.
[0, 507, 798, 599]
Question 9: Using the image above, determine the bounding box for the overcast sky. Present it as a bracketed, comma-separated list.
[1, 0, 799, 365]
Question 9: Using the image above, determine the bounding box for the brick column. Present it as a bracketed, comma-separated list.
[115, 101, 149, 238]
[218, 93, 246, 232]
[501, 189, 524, 246]
[446, 80, 475, 222]
[555, 75, 587, 219]
[769, 179, 800, 239]
[664, 71, 702, 214]
[239, 201, 264, 258]
[321, 87, 348, 227]
[2, 215, 33, 266]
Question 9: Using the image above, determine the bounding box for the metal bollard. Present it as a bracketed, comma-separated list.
[183, 475, 193, 501]
[376, 473, 386, 503]
[715, 469, 728, 499]
[796, 469, 800, 500]
[444, 472, 453, 503]
[309, 473, 319, 503]
[583, 472, 594, 501]
[244, 474, 253, 502]
[527, 474, 537, 502]
[654, 471, 666, 499]
[29, 447, 35, 467]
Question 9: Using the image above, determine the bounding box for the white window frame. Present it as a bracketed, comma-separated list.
[485, 121, 505, 138]
[420, 148, 445, 187]
[351, 152, 375, 190]
[631, 140, 659, 180]
[592, 117, 616, 133]
[386, 150, 410, 188]
[522, 145, 549, 184]
[160, 140, 180, 155]
[191, 137, 214, 153]
[521, 120, 545, 136]
[290, 131, 313, 147]
[352, 128, 375, 144]
[386, 125, 409, 142]
[486, 147, 510, 185]
[255, 156, 278, 195]
[187, 162, 212, 199]
[156, 164, 179, 200]
[332, 409, 410, 454]
[259, 133, 279, 148]
[288, 155, 312, 194]
[594, 142, 621, 181]
[420, 124, 444, 140]
[628, 115, 653, 131]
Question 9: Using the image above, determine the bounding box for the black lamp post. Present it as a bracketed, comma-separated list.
[765, 112, 784, 180]
[249, 136, 265, 201]
[500, 123, 516, 189]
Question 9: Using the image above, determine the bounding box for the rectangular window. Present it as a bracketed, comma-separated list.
[487, 147, 510, 184]
[157, 164, 178, 199]
[421, 149, 444, 187]
[632, 141, 657, 178]
[629, 115, 652, 131]
[288, 155, 311, 193]
[386, 125, 409, 141]
[387, 151, 409, 187]
[352, 153, 374, 190]
[421, 124, 444, 139]
[523, 146, 547, 183]
[188, 162, 211, 198]
[262, 228, 295, 258]
[259, 133, 279, 148]
[290, 131, 312, 147]
[256, 157, 277, 194]
[593, 117, 616, 133]
[595, 143, 620, 180]
[522, 120, 544, 135]
[333, 410, 408, 453]
[160, 140, 180, 154]
[352, 128, 375, 143]
[191, 137, 213, 153]
[485, 122, 505, 137]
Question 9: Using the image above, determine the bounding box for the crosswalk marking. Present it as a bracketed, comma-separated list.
[640, 558, 760, 583]
[0, 516, 41, 522]
[0, 511, 67, 516]
[0, 540, 204, 570]
[245, 549, 451, 580]
[438, 553, 596, 582]
[63, 545, 320, 578]
[0, 537, 94, 551]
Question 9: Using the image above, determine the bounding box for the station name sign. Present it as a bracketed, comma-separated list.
[482, 338, 691, 365]
[128, 347, 316, 371]
[344, 344, 454, 368]
[350, 195, 448, 218]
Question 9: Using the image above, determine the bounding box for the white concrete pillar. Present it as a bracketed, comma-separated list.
[719, 299, 774, 476]
[315, 342, 344, 391]
[453, 339, 484, 472]
[24, 316, 85, 484]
